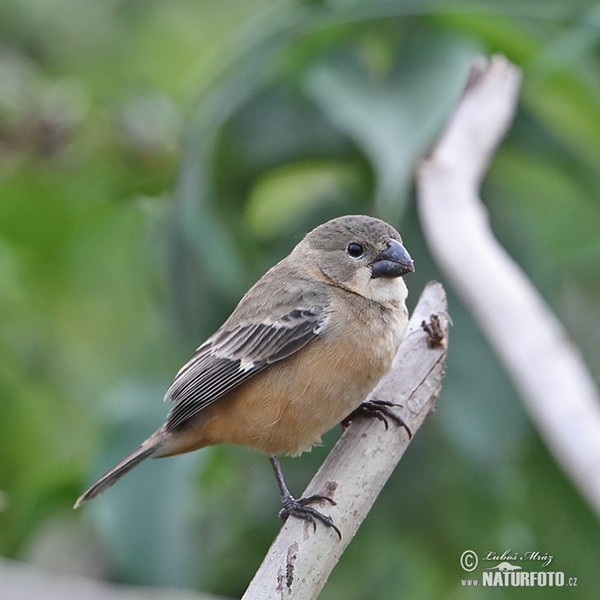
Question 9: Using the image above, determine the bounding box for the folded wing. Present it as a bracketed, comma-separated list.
[164, 309, 327, 430]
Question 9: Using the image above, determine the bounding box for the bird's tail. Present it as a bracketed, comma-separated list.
[74, 435, 161, 508]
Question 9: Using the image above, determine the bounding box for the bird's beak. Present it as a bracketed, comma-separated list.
[370, 239, 414, 279]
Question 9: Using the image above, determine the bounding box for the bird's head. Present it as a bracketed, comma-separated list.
[297, 215, 414, 303]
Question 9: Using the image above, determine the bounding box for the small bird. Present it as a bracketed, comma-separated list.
[75, 215, 414, 535]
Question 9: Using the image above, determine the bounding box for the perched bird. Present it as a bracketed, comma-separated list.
[75, 215, 414, 535]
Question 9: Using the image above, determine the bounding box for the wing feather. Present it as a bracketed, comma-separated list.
[164, 308, 327, 431]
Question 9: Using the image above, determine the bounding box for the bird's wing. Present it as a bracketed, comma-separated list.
[164, 308, 327, 430]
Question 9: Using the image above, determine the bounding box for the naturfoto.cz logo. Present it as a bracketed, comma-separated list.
[459, 549, 578, 588]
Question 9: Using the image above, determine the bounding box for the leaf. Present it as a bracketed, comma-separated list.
[245, 159, 360, 239]
[303, 33, 477, 222]
[89, 380, 205, 586]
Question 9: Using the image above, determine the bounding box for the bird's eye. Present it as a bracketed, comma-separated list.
[346, 243, 364, 259]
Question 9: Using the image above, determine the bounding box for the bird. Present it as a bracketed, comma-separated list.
[74, 215, 414, 536]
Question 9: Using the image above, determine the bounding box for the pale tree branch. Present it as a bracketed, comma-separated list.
[242, 281, 449, 600]
[416, 55, 600, 516]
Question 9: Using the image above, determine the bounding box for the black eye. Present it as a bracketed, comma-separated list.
[346, 242, 364, 259]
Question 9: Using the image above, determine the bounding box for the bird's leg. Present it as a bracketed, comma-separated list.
[341, 400, 412, 438]
[269, 455, 341, 539]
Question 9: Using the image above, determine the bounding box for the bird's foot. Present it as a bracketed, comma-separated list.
[342, 399, 412, 438]
[269, 455, 341, 539]
[279, 492, 341, 539]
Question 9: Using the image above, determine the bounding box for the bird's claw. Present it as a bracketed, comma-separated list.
[279, 493, 341, 539]
[342, 399, 412, 438]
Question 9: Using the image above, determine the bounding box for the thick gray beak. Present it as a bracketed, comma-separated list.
[370, 239, 414, 279]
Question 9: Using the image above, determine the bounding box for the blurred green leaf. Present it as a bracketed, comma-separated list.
[245, 159, 360, 239]
[303, 32, 477, 222]
[89, 381, 202, 586]
[491, 147, 600, 263]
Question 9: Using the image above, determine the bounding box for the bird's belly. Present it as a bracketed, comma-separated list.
[229, 313, 404, 455]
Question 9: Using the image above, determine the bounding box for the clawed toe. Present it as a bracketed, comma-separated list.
[342, 400, 412, 438]
[295, 493, 336, 508]
[279, 494, 341, 539]
[270, 455, 341, 539]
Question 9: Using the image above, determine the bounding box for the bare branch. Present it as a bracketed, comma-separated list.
[242, 281, 449, 600]
[417, 55, 600, 516]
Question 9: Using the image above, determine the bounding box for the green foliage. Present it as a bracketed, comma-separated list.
[1, 0, 599, 598]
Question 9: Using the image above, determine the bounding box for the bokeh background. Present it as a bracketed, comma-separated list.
[1, 0, 599, 598]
